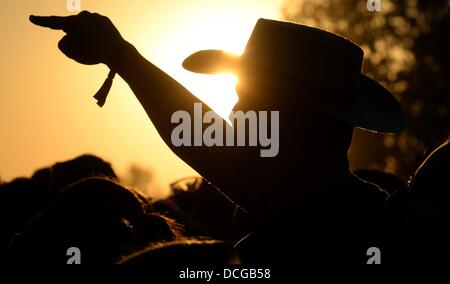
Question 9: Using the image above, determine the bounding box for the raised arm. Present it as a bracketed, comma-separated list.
[30, 12, 206, 147]
[28, 11, 256, 209]
[110, 41, 203, 141]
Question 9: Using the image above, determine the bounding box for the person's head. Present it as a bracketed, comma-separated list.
[167, 177, 242, 240]
[148, 197, 209, 237]
[38, 154, 117, 197]
[134, 213, 181, 244]
[6, 177, 150, 263]
[183, 20, 405, 171]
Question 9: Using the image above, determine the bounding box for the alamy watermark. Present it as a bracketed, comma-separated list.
[170, 103, 279, 157]
[66, 246, 81, 264]
[366, 247, 381, 264]
[66, 0, 81, 12]
[367, 0, 381, 12]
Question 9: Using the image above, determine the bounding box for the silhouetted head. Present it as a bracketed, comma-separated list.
[166, 177, 244, 240]
[184, 19, 405, 132]
[51, 177, 145, 221]
[5, 177, 147, 263]
[30, 167, 52, 191]
[134, 213, 181, 244]
[148, 197, 209, 236]
[6, 177, 186, 264]
[32, 154, 117, 197]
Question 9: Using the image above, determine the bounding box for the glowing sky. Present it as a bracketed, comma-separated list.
[0, 0, 282, 196]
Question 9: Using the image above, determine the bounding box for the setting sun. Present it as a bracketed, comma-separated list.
[139, 2, 272, 119]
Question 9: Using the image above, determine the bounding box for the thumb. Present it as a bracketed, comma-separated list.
[58, 35, 99, 65]
[58, 35, 77, 59]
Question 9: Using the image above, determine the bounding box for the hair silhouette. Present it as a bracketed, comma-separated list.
[5, 177, 180, 264]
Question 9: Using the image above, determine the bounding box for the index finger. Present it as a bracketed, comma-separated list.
[29, 15, 77, 32]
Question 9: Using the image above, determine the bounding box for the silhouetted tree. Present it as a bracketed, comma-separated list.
[283, 0, 449, 178]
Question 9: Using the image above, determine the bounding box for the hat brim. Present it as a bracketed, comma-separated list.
[354, 75, 406, 132]
[182, 50, 406, 133]
[182, 50, 240, 74]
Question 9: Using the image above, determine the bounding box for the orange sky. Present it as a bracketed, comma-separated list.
[0, 0, 282, 197]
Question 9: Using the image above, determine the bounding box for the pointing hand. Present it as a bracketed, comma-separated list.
[30, 11, 126, 67]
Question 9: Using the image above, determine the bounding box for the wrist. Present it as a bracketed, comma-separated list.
[105, 40, 135, 71]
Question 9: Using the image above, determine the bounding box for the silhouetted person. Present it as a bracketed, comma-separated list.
[162, 177, 248, 241]
[30, 12, 406, 263]
[134, 212, 181, 245]
[5, 177, 178, 264]
[0, 154, 118, 259]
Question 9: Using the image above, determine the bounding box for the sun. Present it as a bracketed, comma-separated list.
[147, 13, 260, 120]
[173, 72, 239, 120]
[165, 21, 250, 120]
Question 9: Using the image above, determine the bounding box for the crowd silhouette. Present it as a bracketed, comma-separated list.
[0, 11, 448, 265]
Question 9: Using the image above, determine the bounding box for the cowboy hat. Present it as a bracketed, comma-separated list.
[182, 19, 406, 132]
